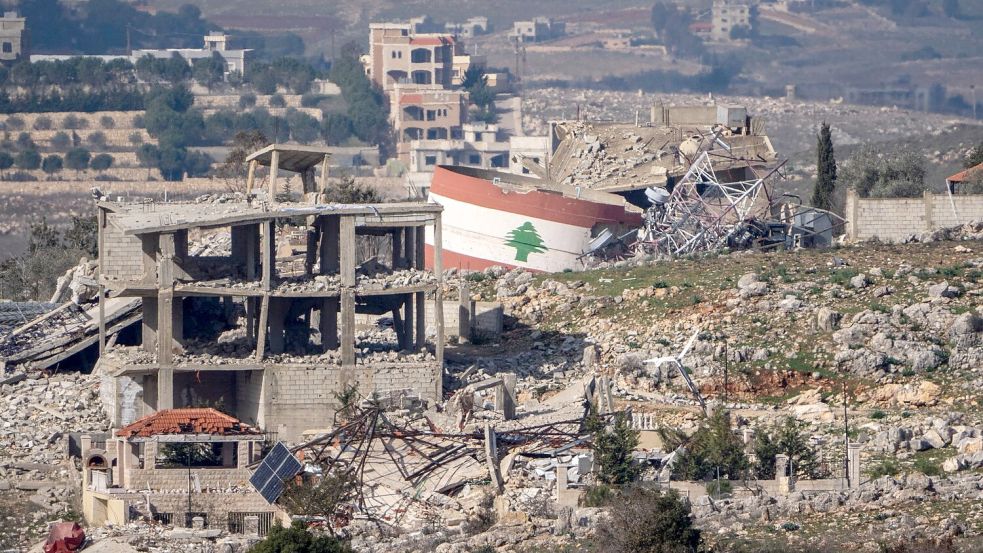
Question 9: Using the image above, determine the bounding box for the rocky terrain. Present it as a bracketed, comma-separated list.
[4, 222, 983, 551]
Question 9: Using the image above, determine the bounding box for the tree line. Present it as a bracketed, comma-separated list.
[21, 0, 303, 59]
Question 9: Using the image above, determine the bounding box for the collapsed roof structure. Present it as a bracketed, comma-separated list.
[431, 102, 842, 273]
[253, 376, 607, 528]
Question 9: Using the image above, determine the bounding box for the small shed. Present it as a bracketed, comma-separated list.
[245, 144, 332, 197]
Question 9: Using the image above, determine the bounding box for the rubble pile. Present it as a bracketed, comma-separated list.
[0, 372, 110, 544]
[904, 219, 983, 244]
[692, 473, 981, 547]
[49, 258, 99, 305]
[523, 88, 971, 159]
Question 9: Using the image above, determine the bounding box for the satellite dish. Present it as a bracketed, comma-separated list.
[584, 228, 614, 254]
[645, 187, 670, 206]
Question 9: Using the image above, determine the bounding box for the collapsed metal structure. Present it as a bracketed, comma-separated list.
[273, 400, 598, 525]
[632, 132, 843, 258]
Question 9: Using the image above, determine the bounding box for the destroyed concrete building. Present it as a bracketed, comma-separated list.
[90, 145, 447, 441]
[543, 102, 775, 195]
[425, 102, 838, 272]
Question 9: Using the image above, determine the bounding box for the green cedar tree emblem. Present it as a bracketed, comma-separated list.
[504, 221, 548, 262]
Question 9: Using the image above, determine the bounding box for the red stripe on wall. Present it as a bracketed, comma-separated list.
[430, 167, 643, 229]
[424, 244, 545, 273]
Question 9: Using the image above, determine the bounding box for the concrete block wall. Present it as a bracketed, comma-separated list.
[126, 467, 252, 491]
[102, 222, 145, 280]
[846, 189, 983, 242]
[261, 363, 440, 440]
[424, 300, 503, 339]
[139, 490, 274, 527]
[235, 371, 266, 430]
[265, 365, 343, 439]
[933, 194, 983, 229]
[354, 363, 440, 403]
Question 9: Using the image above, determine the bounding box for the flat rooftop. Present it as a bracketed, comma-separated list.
[101, 201, 442, 235]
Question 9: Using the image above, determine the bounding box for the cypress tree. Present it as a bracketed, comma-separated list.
[812, 121, 837, 211]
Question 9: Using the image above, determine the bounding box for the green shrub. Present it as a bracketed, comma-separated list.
[50, 132, 70, 150]
[706, 479, 733, 497]
[250, 521, 351, 553]
[912, 456, 942, 477]
[33, 115, 52, 130]
[665, 409, 749, 481]
[596, 487, 701, 553]
[870, 410, 886, 420]
[829, 267, 859, 286]
[587, 410, 641, 486]
[869, 459, 900, 478]
[580, 484, 614, 507]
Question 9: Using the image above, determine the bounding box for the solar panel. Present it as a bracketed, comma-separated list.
[250, 442, 302, 504]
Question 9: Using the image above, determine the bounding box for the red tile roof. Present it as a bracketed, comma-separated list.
[399, 93, 424, 105]
[947, 162, 983, 184]
[116, 408, 262, 438]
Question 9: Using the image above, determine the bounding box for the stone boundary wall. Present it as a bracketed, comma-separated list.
[846, 189, 983, 242]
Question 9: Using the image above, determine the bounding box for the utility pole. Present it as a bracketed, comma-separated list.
[842, 381, 849, 488]
[723, 340, 729, 404]
[126, 25, 131, 55]
[186, 448, 193, 526]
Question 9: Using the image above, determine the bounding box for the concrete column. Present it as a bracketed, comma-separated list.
[341, 290, 356, 366]
[319, 155, 329, 193]
[432, 217, 443, 373]
[236, 442, 249, 469]
[458, 282, 472, 344]
[847, 189, 859, 241]
[269, 150, 280, 198]
[157, 292, 175, 365]
[97, 208, 106, 357]
[497, 373, 517, 420]
[144, 441, 158, 469]
[157, 368, 173, 410]
[848, 443, 862, 488]
[775, 454, 789, 478]
[339, 217, 355, 286]
[339, 215, 357, 367]
[246, 160, 257, 195]
[775, 453, 793, 493]
[261, 221, 276, 290]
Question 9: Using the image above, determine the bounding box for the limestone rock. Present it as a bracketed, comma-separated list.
[816, 307, 842, 331]
[928, 281, 961, 298]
